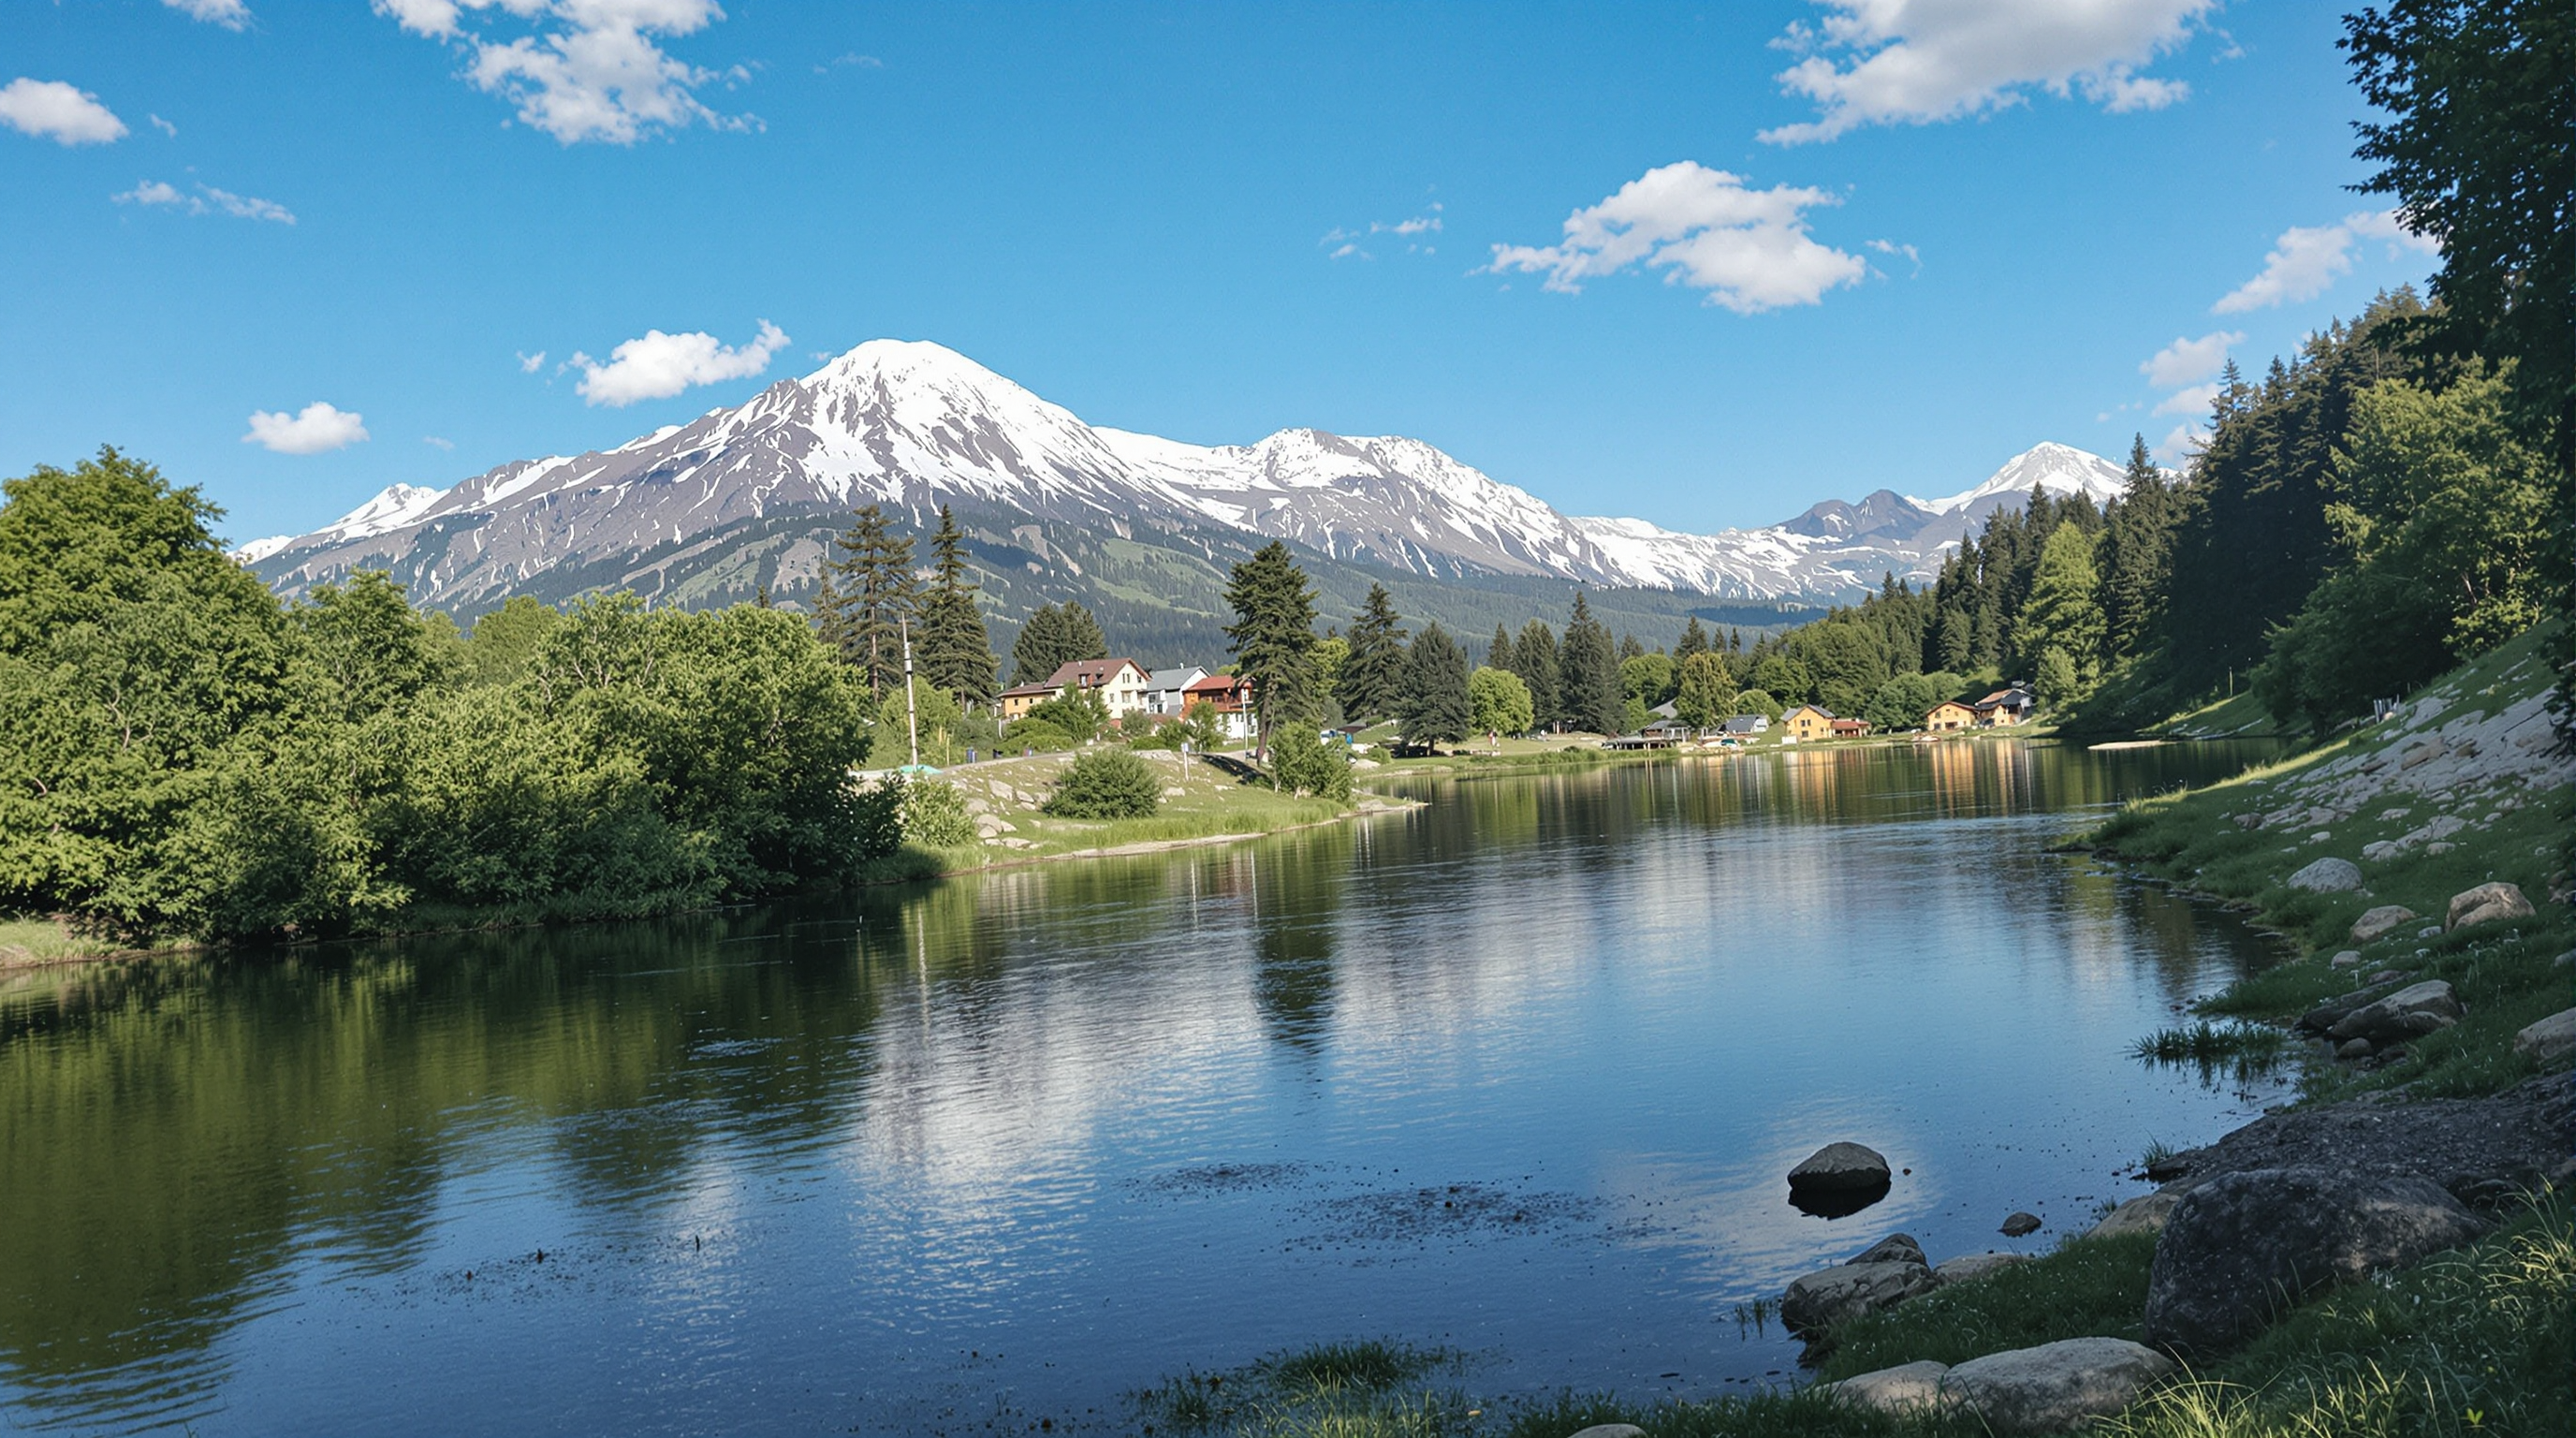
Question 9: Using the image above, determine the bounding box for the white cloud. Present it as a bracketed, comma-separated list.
[814, 51, 884, 74]
[377, 0, 754, 145]
[2154, 421, 2203, 465]
[0, 78, 129, 145]
[1760, 0, 2216, 145]
[113, 178, 295, 224]
[517, 348, 548, 373]
[2211, 207, 2439, 313]
[1320, 207, 1443, 261]
[2152, 382, 2217, 418]
[423, 435, 456, 450]
[244, 402, 371, 455]
[149, 112, 179, 136]
[2139, 329, 2241, 388]
[164, 0, 253, 28]
[1485, 161, 1866, 314]
[1866, 237, 1922, 273]
[572, 319, 787, 406]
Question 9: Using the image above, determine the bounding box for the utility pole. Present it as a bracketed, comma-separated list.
[900, 615, 921, 768]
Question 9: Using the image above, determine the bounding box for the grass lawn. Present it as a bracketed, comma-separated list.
[0, 914, 139, 967]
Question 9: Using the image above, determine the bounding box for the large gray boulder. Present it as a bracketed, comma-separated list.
[2286, 857, 2363, 892]
[2144, 1167, 2489, 1356]
[1779, 1259, 1936, 1333]
[1822, 1360, 1950, 1416]
[2086, 1190, 2180, 1239]
[1850, 1232, 1926, 1267]
[2514, 1008, 2576, 1065]
[1943, 1338, 2176, 1435]
[2349, 904, 2416, 943]
[2447, 881, 2534, 931]
[1788, 1141, 1891, 1192]
[2326, 980, 2464, 1046]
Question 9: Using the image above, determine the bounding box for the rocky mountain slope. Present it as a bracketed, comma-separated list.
[242, 340, 2131, 625]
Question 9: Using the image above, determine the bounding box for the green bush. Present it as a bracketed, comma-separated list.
[998, 717, 1074, 754]
[897, 777, 978, 848]
[1268, 725, 1353, 800]
[1040, 748, 1162, 819]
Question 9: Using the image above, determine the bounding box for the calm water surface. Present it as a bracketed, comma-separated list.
[1, 740, 2289, 1435]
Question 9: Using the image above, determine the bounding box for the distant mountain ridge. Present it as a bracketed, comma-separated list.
[242, 340, 2133, 618]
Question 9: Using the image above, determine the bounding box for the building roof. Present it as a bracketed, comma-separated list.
[1783, 703, 1835, 720]
[1183, 672, 1249, 694]
[1830, 717, 1871, 730]
[1045, 657, 1147, 688]
[1144, 666, 1207, 691]
[998, 682, 1060, 699]
[1975, 687, 2036, 710]
[1720, 714, 1768, 733]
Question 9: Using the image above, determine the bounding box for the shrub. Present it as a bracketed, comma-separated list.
[998, 717, 1074, 754]
[1040, 749, 1162, 819]
[1268, 725, 1353, 800]
[897, 778, 978, 848]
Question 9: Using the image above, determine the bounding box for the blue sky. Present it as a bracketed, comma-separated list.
[2, 1, 2441, 544]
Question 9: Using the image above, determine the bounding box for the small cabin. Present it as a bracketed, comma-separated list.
[1720, 713, 1769, 736]
[1829, 717, 1871, 738]
[1924, 699, 1978, 732]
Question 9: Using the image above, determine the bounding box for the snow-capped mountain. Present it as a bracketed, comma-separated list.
[242, 339, 2132, 610]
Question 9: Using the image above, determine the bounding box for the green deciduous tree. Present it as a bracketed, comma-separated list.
[1467, 665, 1534, 741]
[1672, 652, 1732, 733]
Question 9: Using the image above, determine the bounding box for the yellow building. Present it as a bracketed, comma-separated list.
[1925, 699, 1978, 732]
[1780, 704, 1836, 742]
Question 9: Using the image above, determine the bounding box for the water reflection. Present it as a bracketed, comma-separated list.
[0, 739, 2285, 1435]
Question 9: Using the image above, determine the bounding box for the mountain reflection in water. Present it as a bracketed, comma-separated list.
[0, 739, 2287, 1436]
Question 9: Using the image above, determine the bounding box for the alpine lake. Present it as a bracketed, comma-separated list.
[1, 737, 2294, 1435]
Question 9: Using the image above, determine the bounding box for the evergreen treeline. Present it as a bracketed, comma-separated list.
[0, 452, 902, 945]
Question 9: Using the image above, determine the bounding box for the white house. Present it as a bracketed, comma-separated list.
[1141, 666, 1208, 716]
[1043, 657, 1152, 719]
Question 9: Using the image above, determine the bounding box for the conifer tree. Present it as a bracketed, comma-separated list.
[916, 506, 998, 705]
[1488, 624, 1514, 670]
[1222, 541, 1320, 753]
[1008, 601, 1107, 685]
[816, 503, 918, 697]
[1617, 632, 1645, 663]
[1394, 622, 1471, 746]
[2098, 434, 2178, 665]
[2016, 523, 2107, 697]
[1337, 582, 1407, 726]
[1674, 617, 1709, 665]
[1558, 592, 1623, 735]
[1511, 620, 1561, 731]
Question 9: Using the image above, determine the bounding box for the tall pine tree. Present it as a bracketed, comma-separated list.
[1511, 620, 1561, 731]
[1558, 592, 1623, 735]
[815, 503, 918, 697]
[1222, 541, 1320, 754]
[1394, 623, 1471, 746]
[1337, 582, 1407, 726]
[1008, 600, 1108, 685]
[1674, 616, 1710, 665]
[916, 506, 998, 704]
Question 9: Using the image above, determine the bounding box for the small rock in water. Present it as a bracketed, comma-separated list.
[1999, 1211, 2042, 1237]
[1788, 1141, 1894, 1216]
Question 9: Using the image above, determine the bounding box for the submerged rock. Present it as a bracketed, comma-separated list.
[1999, 1211, 2042, 1237]
[1787, 1141, 1893, 1216]
[1943, 1338, 2176, 1435]
[2144, 1167, 2488, 1356]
